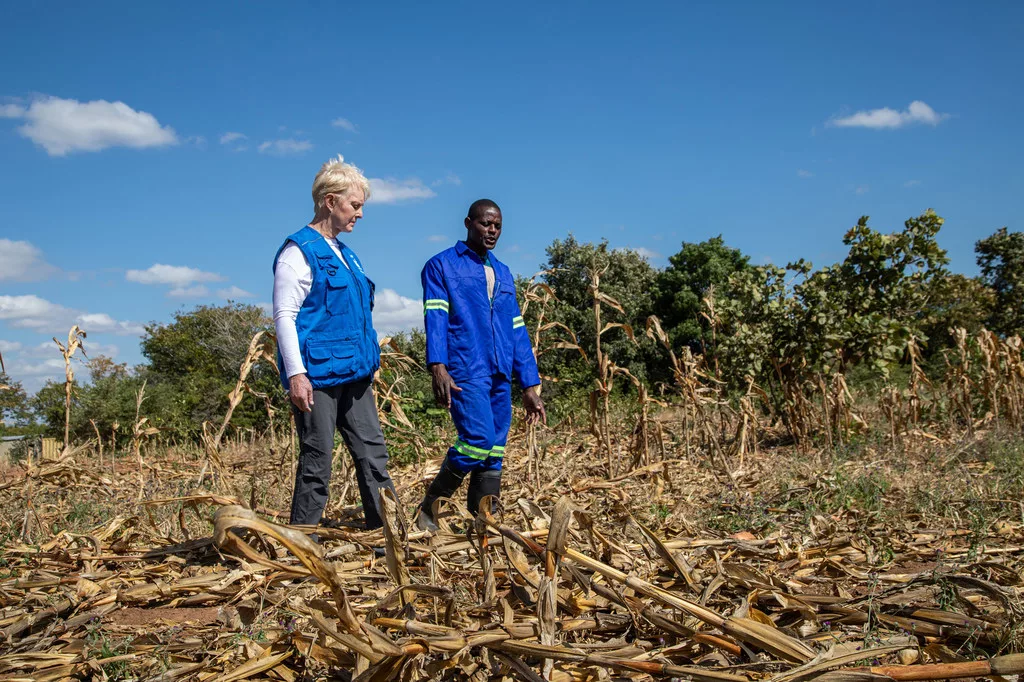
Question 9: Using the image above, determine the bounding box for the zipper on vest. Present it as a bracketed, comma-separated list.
[342, 249, 371, 349]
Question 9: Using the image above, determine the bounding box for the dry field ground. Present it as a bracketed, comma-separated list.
[0, 415, 1021, 682]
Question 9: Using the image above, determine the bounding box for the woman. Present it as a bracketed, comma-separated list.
[272, 154, 396, 532]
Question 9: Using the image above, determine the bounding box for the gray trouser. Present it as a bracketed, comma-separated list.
[289, 378, 396, 530]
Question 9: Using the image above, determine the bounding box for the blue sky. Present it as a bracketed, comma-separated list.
[1, 1, 1021, 391]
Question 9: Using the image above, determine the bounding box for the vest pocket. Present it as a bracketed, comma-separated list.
[332, 337, 359, 378]
[306, 337, 360, 382]
[324, 275, 351, 317]
[305, 342, 333, 378]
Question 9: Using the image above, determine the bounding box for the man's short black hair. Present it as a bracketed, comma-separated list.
[467, 198, 501, 220]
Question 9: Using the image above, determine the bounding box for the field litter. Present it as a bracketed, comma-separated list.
[0, 441, 1022, 682]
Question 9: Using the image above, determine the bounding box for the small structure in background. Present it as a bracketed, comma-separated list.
[0, 436, 25, 462]
[40, 437, 60, 459]
[0, 436, 60, 463]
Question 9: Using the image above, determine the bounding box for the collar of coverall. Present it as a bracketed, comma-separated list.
[454, 239, 494, 265]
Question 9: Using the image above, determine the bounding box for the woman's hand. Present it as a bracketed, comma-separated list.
[523, 385, 546, 425]
[289, 373, 315, 412]
[430, 363, 462, 408]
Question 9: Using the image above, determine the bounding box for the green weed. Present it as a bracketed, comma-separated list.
[85, 619, 134, 681]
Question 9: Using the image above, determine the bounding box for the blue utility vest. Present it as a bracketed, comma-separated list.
[273, 226, 380, 390]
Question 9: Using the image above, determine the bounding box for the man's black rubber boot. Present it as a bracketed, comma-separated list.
[415, 460, 466, 532]
[467, 469, 502, 517]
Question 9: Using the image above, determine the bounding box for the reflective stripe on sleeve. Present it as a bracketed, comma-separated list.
[424, 299, 450, 313]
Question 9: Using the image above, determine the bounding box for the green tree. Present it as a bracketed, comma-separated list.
[798, 209, 950, 372]
[976, 227, 1024, 336]
[30, 358, 188, 445]
[917, 274, 996, 356]
[530, 236, 660, 395]
[716, 210, 951, 389]
[141, 302, 284, 439]
[653, 236, 750, 351]
[32, 379, 76, 439]
[79, 357, 183, 443]
[715, 263, 805, 388]
[0, 373, 32, 434]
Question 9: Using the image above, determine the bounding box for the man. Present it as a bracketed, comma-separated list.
[416, 199, 546, 530]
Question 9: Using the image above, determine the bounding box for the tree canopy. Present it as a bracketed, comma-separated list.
[653, 235, 750, 352]
[976, 227, 1024, 336]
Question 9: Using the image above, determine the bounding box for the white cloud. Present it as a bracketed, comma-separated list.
[797, 169, 814, 178]
[77, 313, 145, 335]
[85, 342, 121, 358]
[426, 234, 448, 243]
[631, 247, 662, 261]
[77, 313, 141, 333]
[331, 117, 358, 133]
[0, 340, 22, 353]
[0, 295, 143, 336]
[258, 139, 313, 155]
[23, 341, 59, 357]
[218, 285, 254, 299]
[372, 289, 423, 335]
[829, 100, 949, 130]
[368, 177, 437, 204]
[855, 185, 870, 195]
[4, 95, 178, 155]
[0, 239, 58, 281]
[0, 295, 69, 329]
[126, 264, 225, 287]
[169, 285, 210, 298]
[126, 264, 226, 299]
[14, 357, 68, 377]
[432, 173, 462, 187]
[4, 339, 126, 390]
[0, 103, 26, 118]
[220, 131, 248, 151]
[904, 179, 922, 187]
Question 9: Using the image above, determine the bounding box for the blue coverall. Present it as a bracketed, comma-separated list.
[422, 240, 541, 474]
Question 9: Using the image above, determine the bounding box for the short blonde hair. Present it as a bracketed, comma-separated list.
[311, 154, 371, 215]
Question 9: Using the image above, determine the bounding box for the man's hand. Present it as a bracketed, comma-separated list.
[289, 373, 315, 412]
[430, 363, 462, 408]
[523, 385, 546, 426]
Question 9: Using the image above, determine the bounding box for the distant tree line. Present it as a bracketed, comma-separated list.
[0, 211, 1020, 442]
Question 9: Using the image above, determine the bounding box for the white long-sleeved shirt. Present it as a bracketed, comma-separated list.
[272, 236, 348, 380]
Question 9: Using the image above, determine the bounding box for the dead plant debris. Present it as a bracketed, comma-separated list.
[0, 438, 1021, 682]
